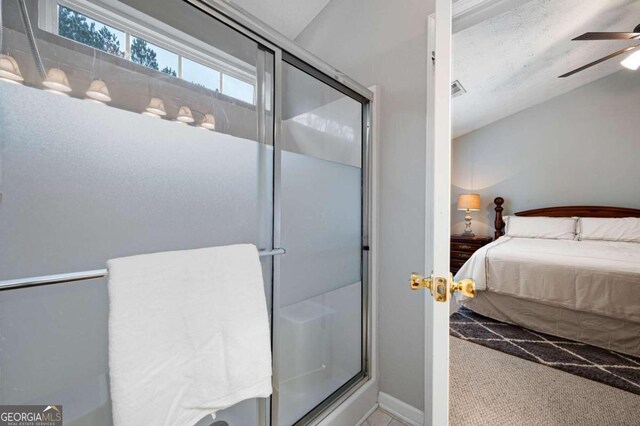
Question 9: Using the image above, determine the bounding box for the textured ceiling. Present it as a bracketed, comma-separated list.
[453, 0, 640, 138]
[229, 0, 331, 39]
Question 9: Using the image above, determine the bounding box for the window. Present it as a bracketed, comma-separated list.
[222, 75, 255, 104]
[182, 58, 221, 92]
[58, 5, 125, 57]
[52, 3, 256, 104]
[130, 37, 178, 76]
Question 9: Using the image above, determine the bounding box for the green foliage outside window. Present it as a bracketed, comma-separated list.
[58, 5, 123, 57]
[58, 6, 176, 77]
[130, 37, 157, 69]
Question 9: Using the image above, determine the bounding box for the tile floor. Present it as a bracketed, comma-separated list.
[362, 408, 409, 426]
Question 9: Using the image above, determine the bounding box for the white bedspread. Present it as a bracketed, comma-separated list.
[455, 237, 640, 323]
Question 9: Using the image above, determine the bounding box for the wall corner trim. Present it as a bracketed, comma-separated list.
[378, 392, 424, 426]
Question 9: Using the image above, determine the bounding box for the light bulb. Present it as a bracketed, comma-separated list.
[621, 50, 640, 70]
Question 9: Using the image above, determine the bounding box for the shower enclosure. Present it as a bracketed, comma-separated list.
[0, 0, 372, 425]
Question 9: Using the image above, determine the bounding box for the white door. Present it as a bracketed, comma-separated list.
[416, 1, 475, 424]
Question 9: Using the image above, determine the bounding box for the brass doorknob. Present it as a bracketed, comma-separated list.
[410, 273, 432, 291]
[410, 273, 476, 302]
[451, 278, 476, 298]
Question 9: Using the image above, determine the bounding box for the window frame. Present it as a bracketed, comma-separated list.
[38, 0, 257, 104]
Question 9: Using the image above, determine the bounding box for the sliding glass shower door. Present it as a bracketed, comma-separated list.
[0, 0, 370, 424]
[273, 58, 368, 425]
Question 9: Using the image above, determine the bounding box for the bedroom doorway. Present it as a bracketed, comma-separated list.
[447, 0, 640, 424]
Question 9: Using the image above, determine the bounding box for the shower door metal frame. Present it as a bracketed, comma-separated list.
[278, 52, 371, 426]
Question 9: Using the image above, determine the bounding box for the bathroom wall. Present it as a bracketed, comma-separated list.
[297, 0, 436, 411]
[451, 70, 640, 237]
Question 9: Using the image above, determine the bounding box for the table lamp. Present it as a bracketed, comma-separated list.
[457, 194, 481, 236]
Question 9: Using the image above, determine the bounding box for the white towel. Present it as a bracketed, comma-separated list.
[107, 244, 272, 426]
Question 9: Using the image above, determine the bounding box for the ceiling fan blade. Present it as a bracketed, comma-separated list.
[558, 44, 640, 78]
[573, 32, 640, 40]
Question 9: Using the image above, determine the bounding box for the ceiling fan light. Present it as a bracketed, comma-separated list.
[0, 54, 24, 83]
[621, 50, 640, 70]
[146, 97, 167, 116]
[43, 68, 72, 93]
[176, 106, 194, 123]
[86, 79, 111, 102]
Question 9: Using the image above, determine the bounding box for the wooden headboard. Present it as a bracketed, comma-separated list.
[493, 197, 640, 239]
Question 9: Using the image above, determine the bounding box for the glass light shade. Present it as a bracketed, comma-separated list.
[141, 111, 161, 118]
[85, 98, 106, 105]
[44, 89, 69, 96]
[0, 54, 24, 83]
[146, 97, 167, 116]
[43, 68, 72, 92]
[86, 80, 111, 102]
[621, 50, 640, 71]
[172, 120, 187, 125]
[457, 194, 481, 211]
[176, 106, 194, 123]
[199, 113, 216, 130]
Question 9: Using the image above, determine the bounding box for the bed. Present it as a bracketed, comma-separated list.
[456, 197, 640, 356]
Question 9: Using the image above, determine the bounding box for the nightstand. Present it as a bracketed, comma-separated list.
[450, 235, 493, 275]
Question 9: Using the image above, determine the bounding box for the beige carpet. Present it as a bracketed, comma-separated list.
[450, 337, 640, 426]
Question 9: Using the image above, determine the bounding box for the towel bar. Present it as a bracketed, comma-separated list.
[0, 248, 286, 291]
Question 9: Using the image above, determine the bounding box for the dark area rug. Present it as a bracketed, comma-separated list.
[450, 307, 640, 396]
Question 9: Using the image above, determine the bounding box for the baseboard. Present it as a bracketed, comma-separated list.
[378, 392, 424, 426]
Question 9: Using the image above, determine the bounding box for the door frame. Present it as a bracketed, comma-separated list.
[424, 0, 453, 424]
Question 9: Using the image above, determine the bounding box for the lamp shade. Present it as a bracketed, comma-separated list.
[146, 97, 167, 116]
[86, 80, 111, 102]
[199, 113, 216, 130]
[0, 54, 24, 83]
[457, 194, 480, 211]
[176, 106, 194, 123]
[43, 68, 72, 92]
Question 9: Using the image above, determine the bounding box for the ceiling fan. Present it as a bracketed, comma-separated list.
[558, 24, 640, 78]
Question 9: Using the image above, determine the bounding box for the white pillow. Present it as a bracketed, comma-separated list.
[579, 217, 640, 243]
[505, 216, 576, 240]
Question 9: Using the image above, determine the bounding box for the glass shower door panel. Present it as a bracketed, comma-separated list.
[277, 62, 363, 425]
[0, 0, 274, 424]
